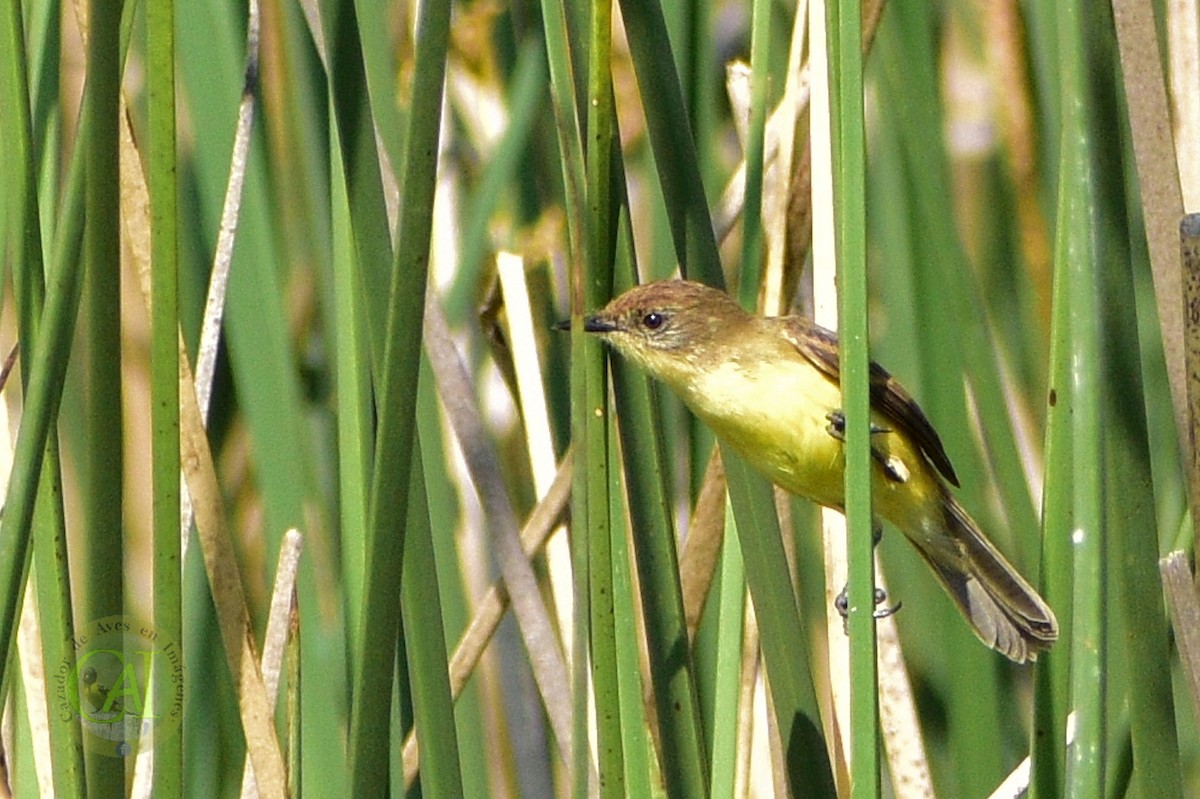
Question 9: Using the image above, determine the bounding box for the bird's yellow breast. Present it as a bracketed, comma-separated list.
[676, 354, 944, 534]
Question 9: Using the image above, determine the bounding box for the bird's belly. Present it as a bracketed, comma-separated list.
[685, 359, 939, 529]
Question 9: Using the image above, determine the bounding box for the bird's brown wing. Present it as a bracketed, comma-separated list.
[780, 317, 960, 487]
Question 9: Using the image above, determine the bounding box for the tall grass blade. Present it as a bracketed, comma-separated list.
[581, 0, 623, 790]
[346, 0, 451, 785]
[0, 69, 89, 731]
[611, 213, 709, 796]
[1057, 2, 1105, 795]
[1, 1, 86, 796]
[147, 0, 183, 796]
[723, 449, 837, 798]
[399, 441, 464, 795]
[617, 0, 723, 286]
[826, 0, 877, 795]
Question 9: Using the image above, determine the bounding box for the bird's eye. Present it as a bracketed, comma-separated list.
[642, 312, 665, 330]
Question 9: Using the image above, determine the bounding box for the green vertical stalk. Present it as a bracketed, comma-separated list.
[538, 0, 587, 273]
[345, 0, 450, 787]
[399, 440, 463, 796]
[568, 298, 596, 799]
[30, 431, 82, 799]
[1107, 9, 1183, 793]
[722, 451, 836, 798]
[1063, 172, 1105, 796]
[674, 0, 716, 192]
[10, 0, 59, 239]
[584, 0, 622, 791]
[607, 422, 653, 795]
[1, 0, 84, 796]
[547, 0, 594, 782]
[736, 0, 770, 308]
[1031, 138, 1077, 799]
[0, 29, 88, 745]
[318, 0, 393, 376]
[330, 116, 371, 670]
[829, 0, 876, 794]
[0, 0, 41, 338]
[82, 0, 125, 790]
[707, 502, 744, 798]
[147, 0, 181, 790]
[1107, 407, 1181, 796]
[616, 0, 723, 287]
[1058, 1, 1105, 795]
[610, 210, 708, 796]
[415, 360, 488, 796]
[8, 667, 36, 793]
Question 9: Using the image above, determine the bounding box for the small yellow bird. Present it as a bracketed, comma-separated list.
[579, 279, 1057, 662]
[81, 665, 123, 717]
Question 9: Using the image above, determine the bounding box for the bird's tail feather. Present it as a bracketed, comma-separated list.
[912, 495, 1058, 663]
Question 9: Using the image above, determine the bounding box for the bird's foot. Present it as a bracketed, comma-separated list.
[835, 584, 902, 633]
[824, 410, 909, 483]
[825, 410, 890, 440]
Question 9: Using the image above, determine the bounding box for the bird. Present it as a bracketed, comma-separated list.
[575, 279, 1058, 663]
[81, 665, 123, 717]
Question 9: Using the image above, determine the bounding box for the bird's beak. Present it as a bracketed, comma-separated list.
[554, 315, 619, 333]
[582, 315, 618, 333]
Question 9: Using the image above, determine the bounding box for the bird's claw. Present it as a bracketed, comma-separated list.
[835, 585, 901, 633]
[824, 410, 908, 483]
[874, 597, 902, 620]
[825, 410, 844, 441]
[825, 410, 890, 441]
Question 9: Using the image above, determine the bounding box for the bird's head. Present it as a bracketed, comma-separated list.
[561, 280, 751, 386]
